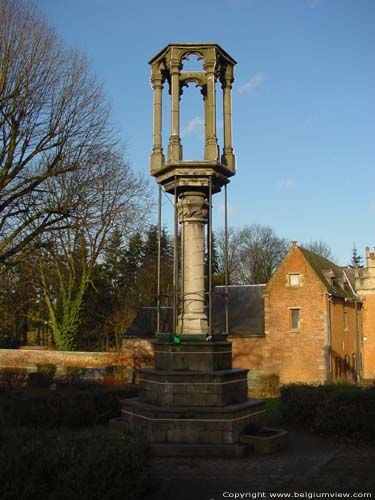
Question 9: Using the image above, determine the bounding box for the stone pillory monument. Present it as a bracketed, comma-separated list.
[118, 43, 266, 456]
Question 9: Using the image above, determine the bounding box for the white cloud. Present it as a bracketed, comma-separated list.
[181, 116, 204, 137]
[303, 0, 321, 8]
[297, 0, 322, 9]
[218, 203, 238, 217]
[238, 73, 265, 94]
[279, 180, 297, 189]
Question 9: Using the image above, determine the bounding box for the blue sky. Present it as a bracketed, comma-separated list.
[37, 0, 374, 265]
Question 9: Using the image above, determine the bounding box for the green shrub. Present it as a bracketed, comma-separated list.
[281, 383, 375, 442]
[28, 364, 57, 388]
[0, 384, 139, 429]
[0, 427, 149, 500]
[58, 366, 87, 386]
[102, 366, 134, 386]
[0, 386, 130, 428]
[37, 363, 57, 377]
[0, 368, 28, 389]
[258, 373, 280, 398]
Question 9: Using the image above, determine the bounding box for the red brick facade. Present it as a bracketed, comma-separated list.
[261, 243, 363, 383]
[263, 244, 329, 383]
[355, 247, 375, 380]
[227, 243, 363, 385]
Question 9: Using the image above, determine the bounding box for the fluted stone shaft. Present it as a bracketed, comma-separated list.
[177, 192, 208, 335]
[168, 60, 182, 162]
[222, 79, 235, 169]
[150, 76, 164, 172]
[204, 61, 219, 161]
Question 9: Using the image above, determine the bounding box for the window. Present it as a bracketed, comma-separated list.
[289, 273, 300, 286]
[335, 357, 342, 378]
[344, 355, 350, 376]
[343, 307, 348, 331]
[290, 308, 301, 330]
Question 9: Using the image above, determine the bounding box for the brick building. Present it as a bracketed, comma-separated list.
[123, 242, 372, 385]
[355, 246, 375, 380]
[260, 241, 362, 384]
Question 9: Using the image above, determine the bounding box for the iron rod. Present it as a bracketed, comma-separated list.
[173, 177, 178, 335]
[224, 183, 229, 336]
[208, 177, 213, 335]
[156, 184, 162, 335]
[181, 213, 184, 333]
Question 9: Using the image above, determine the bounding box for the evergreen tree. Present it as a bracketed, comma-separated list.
[349, 243, 363, 268]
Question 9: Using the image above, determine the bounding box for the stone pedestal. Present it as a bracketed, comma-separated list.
[116, 340, 265, 457]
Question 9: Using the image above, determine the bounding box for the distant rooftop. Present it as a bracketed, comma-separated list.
[124, 285, 265, 339]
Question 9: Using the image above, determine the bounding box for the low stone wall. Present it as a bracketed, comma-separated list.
[0, 340, 154, 383]
[0, 349, 130, 369]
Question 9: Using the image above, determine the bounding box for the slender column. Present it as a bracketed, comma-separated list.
[177, 191, 209, 335]
[201, 85, 208, 154]
[168, 59, 182, 162]
[221, 68, 236, 171]
[150, 75, 165, 173]
[203, 59, 219, 161]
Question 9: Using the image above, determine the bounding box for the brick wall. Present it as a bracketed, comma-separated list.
[329, 298, 361, 379]
[263, 244, 329, 384]
[356, 247, 375, 380]
[0, 339, 154, 381]
[361, 294, 375, 379]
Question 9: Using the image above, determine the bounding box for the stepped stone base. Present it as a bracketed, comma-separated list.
[139, 367, 248, 406]
[120, 397, 265, 445]
[115, 340, 265, 456]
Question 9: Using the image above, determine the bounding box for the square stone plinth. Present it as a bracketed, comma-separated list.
[153, 341, 232, 372]
[139, 367, 248, 407]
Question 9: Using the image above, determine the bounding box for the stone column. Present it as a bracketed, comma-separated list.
[221, 67, 236, 171]
[203, 59, 219, 161]
[150, 74, 165, 173]
[177, 191, 209, 335]
[168, 59, 182, 162]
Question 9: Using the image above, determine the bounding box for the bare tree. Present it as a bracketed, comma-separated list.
[38, 147, 151, 351]
[0, 0, 113, 273]
[216, 224, 289, 285]
[301, 240, 336, 262]
[236, 225, 289, 284]
[216, 227, 244, 284]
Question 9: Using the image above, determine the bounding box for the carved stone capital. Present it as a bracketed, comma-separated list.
[151, 75, 164, 90]
[221, 78, 233, 90]
[169, 59, 181, 75]
[177, 192, 209, 223]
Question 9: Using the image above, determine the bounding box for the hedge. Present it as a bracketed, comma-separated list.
[0, 426, 149, 500]
[281, 383, 375, 442]
[0, 385, 139, 429]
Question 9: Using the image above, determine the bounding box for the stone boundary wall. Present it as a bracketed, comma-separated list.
[0, 339, 154, 375]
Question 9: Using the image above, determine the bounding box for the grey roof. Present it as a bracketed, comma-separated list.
[123, 285, 265, 339]
[212, 285, 265, 337]
[124, 307, 172, 339]
[298, 247, 357, 299]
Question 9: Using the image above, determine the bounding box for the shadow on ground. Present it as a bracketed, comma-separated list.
[143, 427, 375, 500]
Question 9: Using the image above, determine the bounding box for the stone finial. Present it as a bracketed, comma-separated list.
[291, 240, 297, 248]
